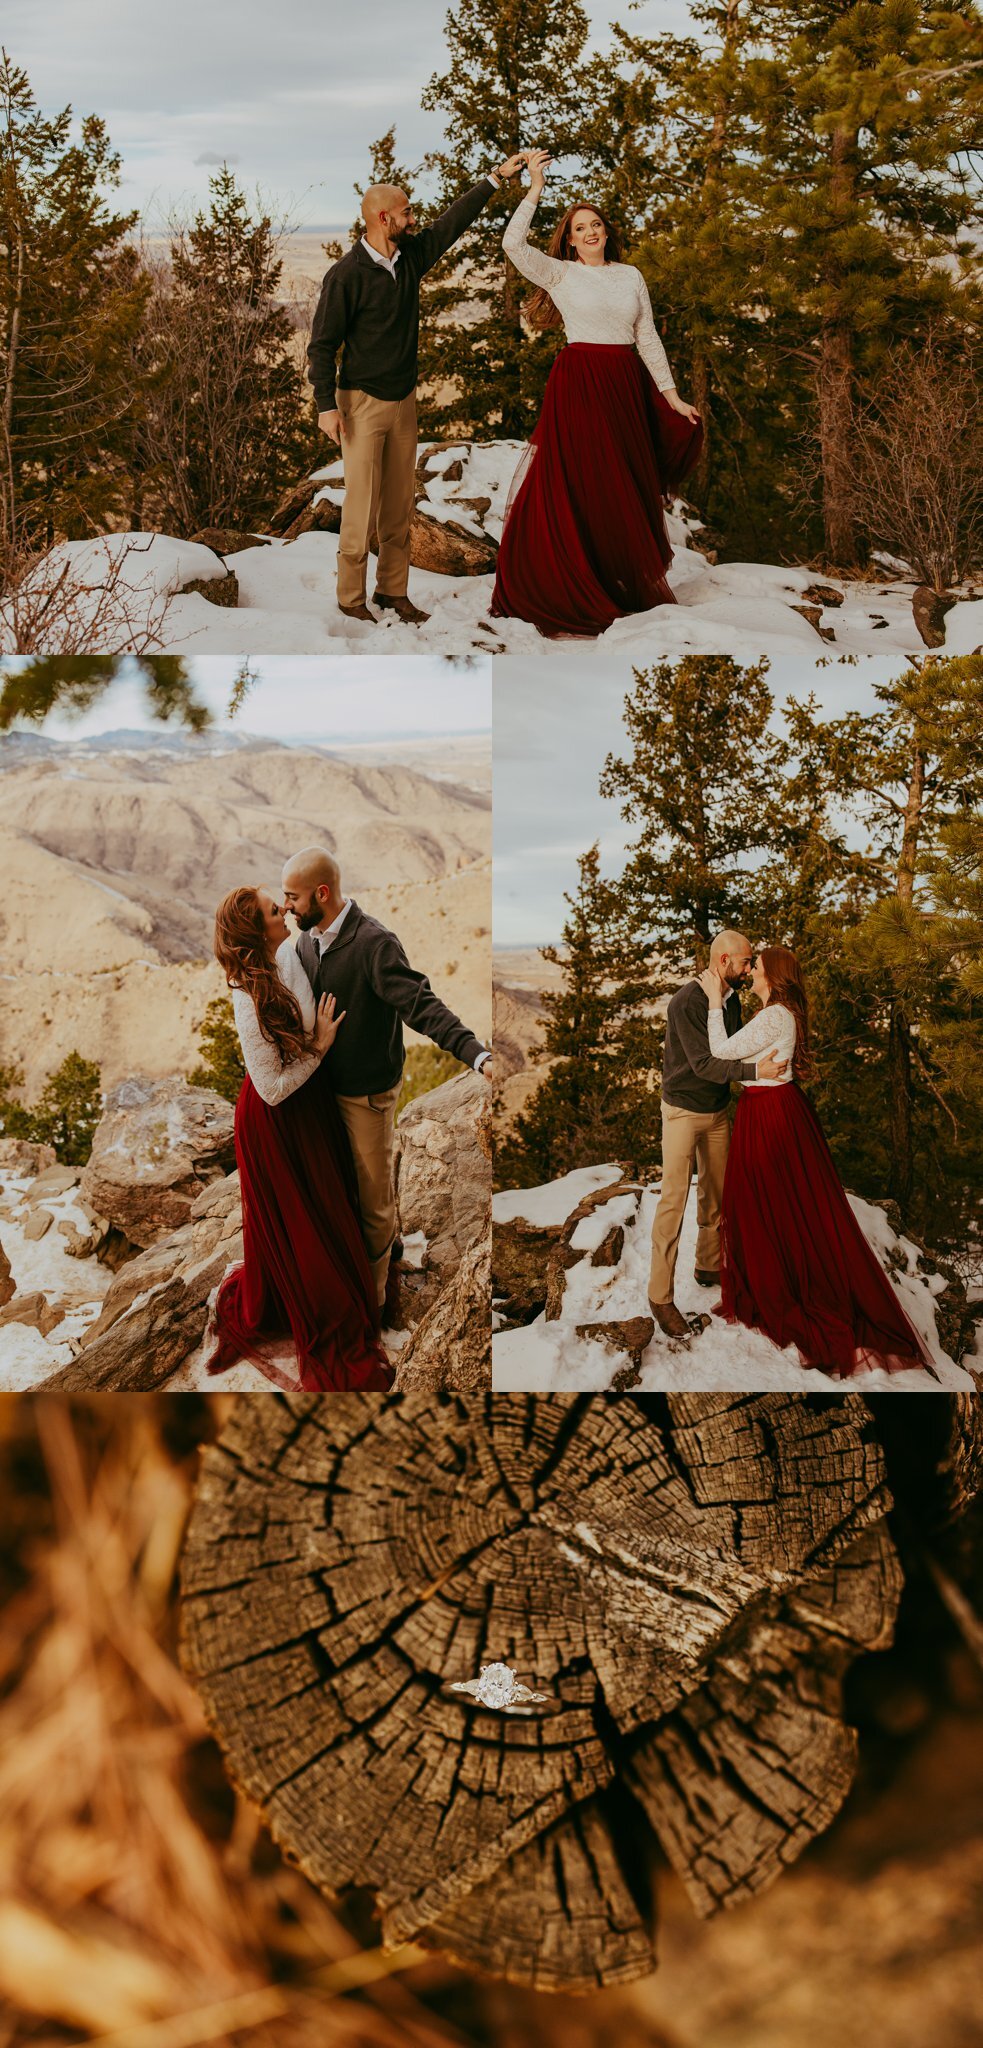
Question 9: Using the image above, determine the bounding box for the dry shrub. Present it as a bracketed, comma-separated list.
[850, 332, 983, 591]
[0, 538, 174, 654]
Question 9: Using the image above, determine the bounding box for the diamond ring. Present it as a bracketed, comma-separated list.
[441, 1661, 562, 1717]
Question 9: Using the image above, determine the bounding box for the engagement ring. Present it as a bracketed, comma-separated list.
[441, 1661, 562, 1716]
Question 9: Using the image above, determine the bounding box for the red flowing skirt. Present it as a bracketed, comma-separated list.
[490, 343, 704, 638]
[207, 1062, 393, 1392]
[718, 1085, 934, 1378]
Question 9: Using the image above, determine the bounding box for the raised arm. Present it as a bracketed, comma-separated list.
[707, 1005, 788, 1062]
[369, 931, 487, 1069]
[307, 264, 353, 413]
[502, 192, 567, 290]
[632, 272, 676, 393]
[413, 178, 498, 274]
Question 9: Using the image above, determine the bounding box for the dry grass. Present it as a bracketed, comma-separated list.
[0, 1397, 488, 2048]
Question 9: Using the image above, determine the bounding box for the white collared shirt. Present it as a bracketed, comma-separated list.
[359, 169, 502, 279]
[314, 897, 354, 953]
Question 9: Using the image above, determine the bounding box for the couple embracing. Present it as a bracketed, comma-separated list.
[651, 933, 934, 1378]
[308, 150, 702, 639]
[205, 848, 491, 1392]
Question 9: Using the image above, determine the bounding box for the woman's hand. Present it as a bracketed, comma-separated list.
[312, 992, 346, 1054]
[525, 148, 552, 198]
[699, 968, 723, 1008]
[668, 393, 701, 424]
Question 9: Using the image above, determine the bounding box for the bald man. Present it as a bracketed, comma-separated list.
[308, 157, 524, 624]
[281, 848, 491, 1314]
[649, 932, 787, 1340]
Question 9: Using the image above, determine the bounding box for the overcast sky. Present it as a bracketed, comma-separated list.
[494, 653, 908, 950]
[6, 0, 693, 225]
[6, 656, 491, 743]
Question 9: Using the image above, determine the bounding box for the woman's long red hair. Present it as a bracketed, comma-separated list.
[214, 887, 309, 1067]
[523, 201, 625, 332]
[758, 946, 813, 1084]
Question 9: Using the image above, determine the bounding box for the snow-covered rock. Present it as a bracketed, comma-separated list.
[14, 443, 978, 659]
[492, 1164, 980, 1394]
[80, 1075, 236, 1250]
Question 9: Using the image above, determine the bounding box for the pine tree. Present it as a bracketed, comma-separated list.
[737, 0, 983, 568]
[598, 654, 788, 957]
[0, 52, 148, 552]
[188, 997, 246, 1104]
[139, 167, 318, 534]
[28, 1053, 102, 1165]
[416, 0, 594, 438]
[495, 844, 663, 1187]
[0, 654, 209, 729]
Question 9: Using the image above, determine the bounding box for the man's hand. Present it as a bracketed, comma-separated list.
[319, 408, 343, 441]
[757, 1051, 788, 1081]
[495, 154, 526, 182]
[480, 1055, 493, 1081]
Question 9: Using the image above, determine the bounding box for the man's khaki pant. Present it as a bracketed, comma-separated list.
[335, 386, 417, 609]
[336, 1080, 402, 1305]
[649, 1102, 730, 1304]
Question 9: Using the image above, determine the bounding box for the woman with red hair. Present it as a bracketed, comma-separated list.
[490, 148, 704, 638]
[205, 885, 393, 1392]
[699, 946, 934, 1378]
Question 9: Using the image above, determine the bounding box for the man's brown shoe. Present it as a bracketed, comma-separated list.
[648, 1299, 692, 1340]
[339, 601, 377, 623]
[694, 1267, 720, 1288]
[373, 592, 431, 625]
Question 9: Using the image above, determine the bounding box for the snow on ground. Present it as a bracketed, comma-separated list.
[0, 1169, 111, 1389]
[492, 1164, 977, 1394]
[12, 444, 979, 660]
[165, 1269, 415, 1391]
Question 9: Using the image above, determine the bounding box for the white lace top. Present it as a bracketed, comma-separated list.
[232, 940, 320, 1106]
[707, 1001, 796, 1088]
[502, 193, 676, 393]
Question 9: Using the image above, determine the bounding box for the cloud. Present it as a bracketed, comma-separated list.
[194, 150, 240, 165]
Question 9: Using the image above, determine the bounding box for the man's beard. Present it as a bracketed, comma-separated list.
[291, 907, 322, 931]
[390, 221, 416, 244]
[724, 969, 751, 990]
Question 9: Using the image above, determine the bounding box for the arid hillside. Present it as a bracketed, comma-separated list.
[0, 733, 491, 1092]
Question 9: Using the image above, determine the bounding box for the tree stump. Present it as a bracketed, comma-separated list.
[181, 1392, 904, 1993]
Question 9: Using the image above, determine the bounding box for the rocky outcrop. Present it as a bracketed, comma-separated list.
[493, 1172, 642, 1329]
[190, 528, 271, 555]
[0, 1291, 65, 1338]
[394, 1230, 491, 1391]
[0, 1140, 57, 1173]
[394, 1069, 492, 1275]
[80, 1077, 236, 1251]
[912, 585, 956, 648]
[272, 448, 501, 575]
[0, 1235, 13, 1309]
[47, 1173, 243, 1392]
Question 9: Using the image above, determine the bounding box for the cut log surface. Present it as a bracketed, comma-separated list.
[181, 1392, 901, 1993]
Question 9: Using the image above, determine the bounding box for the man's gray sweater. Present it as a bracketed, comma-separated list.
[296, 901, 486, 1097]
[662, 980, 755, 1113]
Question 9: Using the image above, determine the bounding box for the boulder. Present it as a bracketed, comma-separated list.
[394, 1070, 491, 1276]
[23, 1208, 54, 1241]
[404, 508, 497, 577]
[268, 475, 320, 534]
[791, 603, 835, 642]
[189, 528, 271, 555]
[73, 1171, 244, 1371]
[493, 1217, 576, 1324]
[43, 1241, 233, 1391]
[394, 1230, 491, 1391]
[0, 1291, 65, 1338]
[0, 1139, 57, 1173]
[283, 494, 342, 540]
[80, 1077, 236, 1251]
[912, 585, 956, 649]
[78, 1222, 197, 1347]
[801, 582, 844, 608]
[26, 1164, 80, 1202]
[179, 572, 239, 608]
[0, 1235, 13, 1309]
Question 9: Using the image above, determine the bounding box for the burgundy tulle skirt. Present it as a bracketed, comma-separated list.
[718, 1085, 934, 1379]
[207, 1063, 393, 1392]
[490, 343, 704, 638]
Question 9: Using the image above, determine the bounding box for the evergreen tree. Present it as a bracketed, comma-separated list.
[495, 844, 663, 1187]
[188, 997, 246, 1104]
[29, 1053, 102, 1165]
[139, 167, 318, 534]
[0, 52, 148, 551]
[417, 0, 594, 437]
[598, 654, 787, 957]
[0, 654, 209, 729]
[737, 0, 983, 567]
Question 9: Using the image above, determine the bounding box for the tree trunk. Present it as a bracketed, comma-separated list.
[819, 127, 861, 570]
[886, 738, 927, 1210]
[182, 1392, 903, 1992]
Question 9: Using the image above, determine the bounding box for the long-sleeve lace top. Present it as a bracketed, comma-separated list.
[231, 940, 321, 1106]
[502, 193, 676, 392]
[707, 1001, 796, 1088]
